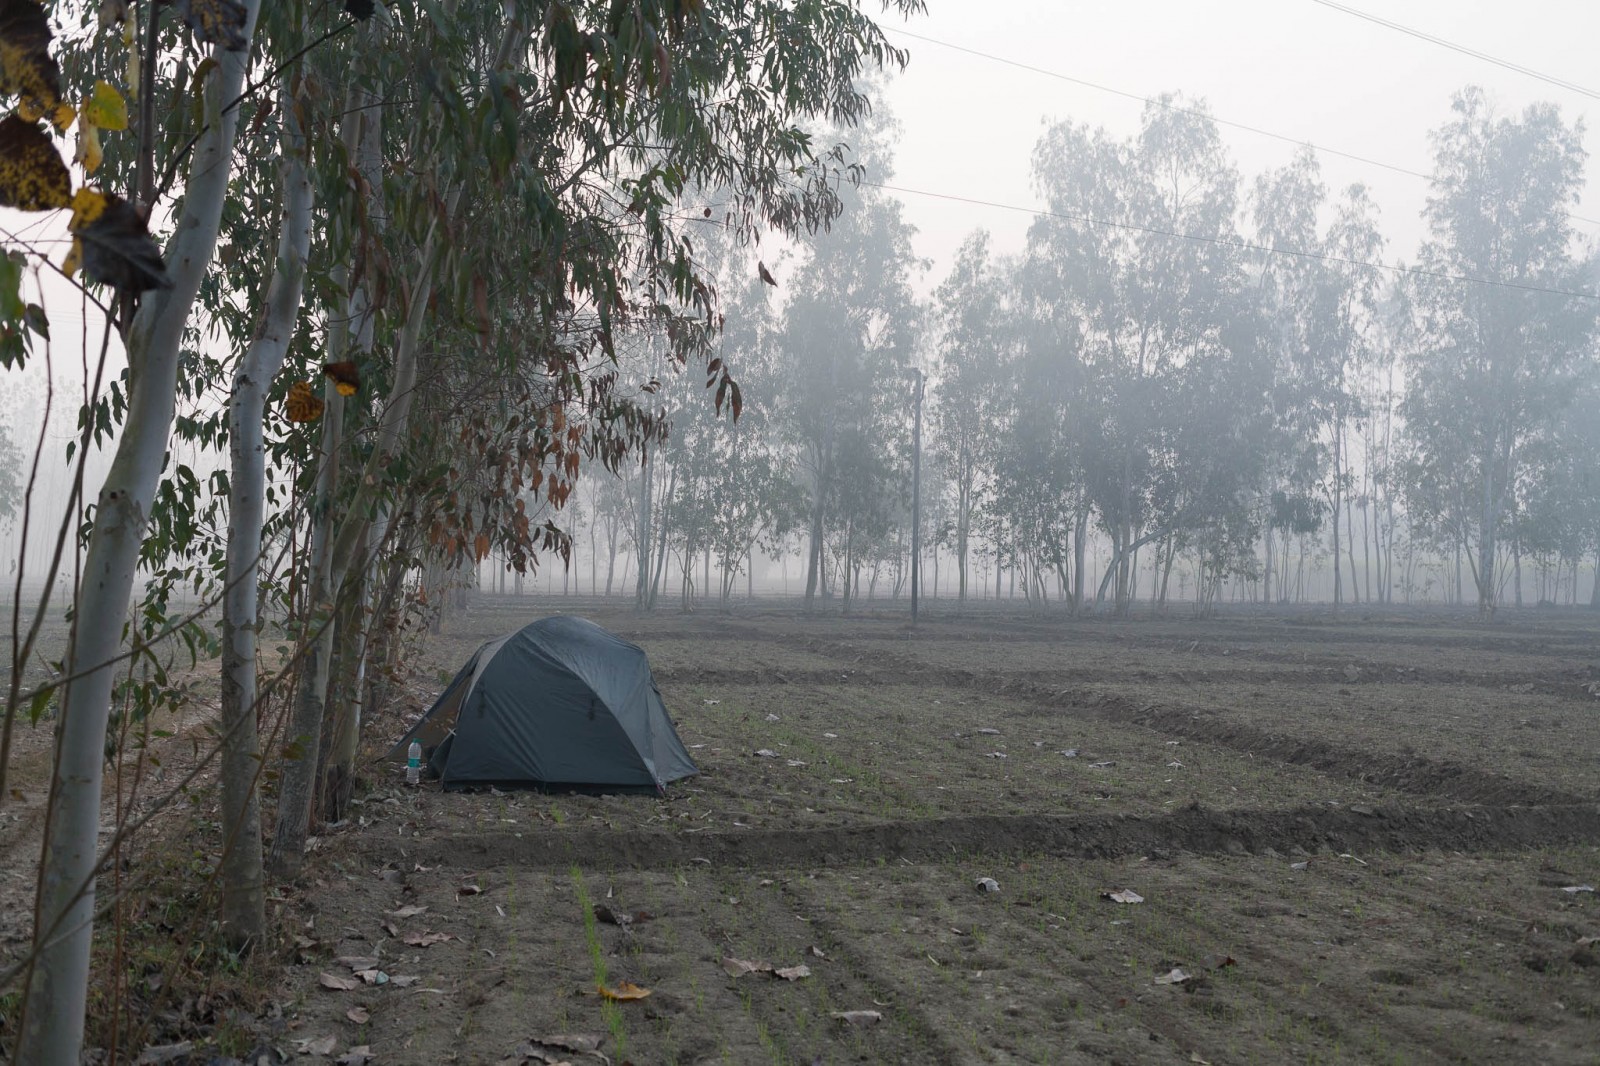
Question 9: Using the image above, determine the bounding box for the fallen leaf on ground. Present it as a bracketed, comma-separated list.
[320, 972, 361, 991]
[702, 698, 720, 705]
[753, 749, 779, 758]
[722, 956, 773, 977]
[1289, 861, 1310, 870]
[807, 945, 827, 958]
[1057, 749, 1079, 757]
[388, 975, 421, 987]
[1103, 889, 1144, 904]
[985, 752, 1007, 759]
[1202, 954, 1236, 970]
[831, 1010, 883, 1026]
[976, 728, 1001, 735]
[598, 980, 651, 1001]
[337, 1047, 374, 1066]
[133, 1043, 194, 1065]
[1155, 967, 1192, 985]
[975, 877, 1001, 893]
[346, 1006, 370, 1024]
[388, 904, 427, 918]
[1338, 853, 1369, 866]
[337, 955, 380, 970]
[776, 964, 811, 981]
[403, 931, 456, 947]
[1088, 760, 1116, 769]
[294, 1034, 338, 1055]
[1561, 885, 1596, 894]
[458, 883, 483, 896]
[355, 969, 389, 985]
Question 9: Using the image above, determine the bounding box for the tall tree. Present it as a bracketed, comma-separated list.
[1406, 88, 1596, 614]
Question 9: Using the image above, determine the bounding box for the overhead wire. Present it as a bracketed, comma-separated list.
[1306, 0, 1600, 102]
[858, 179, 1600, 302]
[882, 25, 1600, 230]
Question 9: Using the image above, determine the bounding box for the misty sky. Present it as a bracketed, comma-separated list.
[877, 0, 1600, 284]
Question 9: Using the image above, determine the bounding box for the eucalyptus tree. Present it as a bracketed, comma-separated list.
[2, 0, 266, 1058]
[1029, 99, 1248, 612]
[1249, 148, 1327, 603]
[931, 230, 1007, 607]
[779, 181, 924, 610]
[1405, 88, 1597, 614]
[980, 252, 1088, 609]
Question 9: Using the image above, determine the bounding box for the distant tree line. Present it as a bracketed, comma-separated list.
[572, 86, 1600, 617]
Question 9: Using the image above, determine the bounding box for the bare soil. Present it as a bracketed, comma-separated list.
[253, 599, 1600, 1066]
[6, 599, 1600, 1064]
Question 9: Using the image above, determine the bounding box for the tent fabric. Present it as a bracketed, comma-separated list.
[391, 616, 697, 793]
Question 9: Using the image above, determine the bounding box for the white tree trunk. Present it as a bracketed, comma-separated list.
[219, 91, 313, 948]
[18, 12, 260, 1060]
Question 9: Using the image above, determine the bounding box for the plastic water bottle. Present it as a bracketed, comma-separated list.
[406, 740, 422, 786]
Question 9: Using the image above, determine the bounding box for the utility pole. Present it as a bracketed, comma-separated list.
[911, 367, 923, 626]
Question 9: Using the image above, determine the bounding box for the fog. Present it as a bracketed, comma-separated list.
[4, 0, 1600, 617]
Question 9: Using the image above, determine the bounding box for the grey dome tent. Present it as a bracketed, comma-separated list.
[390, 616, 697, 793]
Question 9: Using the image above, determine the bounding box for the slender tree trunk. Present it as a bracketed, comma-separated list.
[804, 495, 824, 610]
[18, 11, 260, 1059]
[218, 85, 312, 949]
[635, 454, 653, 609]
[267, 373, 343, 879]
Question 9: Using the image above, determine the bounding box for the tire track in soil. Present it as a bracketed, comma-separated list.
[687, 622, 1600, 705]
[692, 869, 964, 1063]
[769, 631, 1591, 808]
[657, 661, 1600, 705]
[375, 803, 1600, 872]
[772, 873, 1186, 1064]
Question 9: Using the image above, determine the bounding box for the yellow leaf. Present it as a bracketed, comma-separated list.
[125, 45, 140, 100]
[597, 980, 651, 1001]
[68, 187, 110, 228]
[321, 360, 360, 396]
[76, 120, 103, 175]
[68, 188, 170, 293]
[285, 380, 325, 423]
[0, 115, 71, 211]
[0, 0, 64, 115]
[85, 81, 128, 130]
[63, 237, 82, 277]
[51, 101, 75, 132]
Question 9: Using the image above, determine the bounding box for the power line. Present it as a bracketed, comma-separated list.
[1307, 0, 1600, 102]
[883, 26, 1600, 231]
[860, 179, 1600, 302]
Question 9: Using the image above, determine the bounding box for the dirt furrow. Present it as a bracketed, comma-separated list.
[372, 802, 1600, 871]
